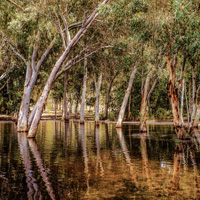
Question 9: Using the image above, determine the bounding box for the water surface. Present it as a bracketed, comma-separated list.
[0, 121, 200, 199]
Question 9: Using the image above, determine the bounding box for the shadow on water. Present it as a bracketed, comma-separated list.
[1, 121, 200, 199]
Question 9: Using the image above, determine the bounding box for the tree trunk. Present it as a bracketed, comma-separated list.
[167, 54, 187, 139]
[80, 57, 87, 124]
[95, 74, 102, 126]
[116, 66, 137, 128]
[104, 72, 118, 119]
[63, 72, 69, 121]
[68, 92, 76, 117]
[74, 93, 80, 118]
[140, 73, 152, 132]
[180, 79, 185, 125]
[27, 0, 110, 138]
[55, 100, 57, 120]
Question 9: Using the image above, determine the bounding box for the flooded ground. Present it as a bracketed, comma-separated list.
[0, 121, 200, 199]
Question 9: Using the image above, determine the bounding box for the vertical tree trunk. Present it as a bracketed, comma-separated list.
[190, 68, 197, 129]
[80, 57, 87, 124]
[140, 73, 152, 132]
[68, 92, 76, 117]
[116, 66, 137, 128]
[94, 74, 102, 126]
[104, 72, 118, 119]
[63, 72, 69, 121]
[180, 79, 185, 125]
[55, 100, 57, 120]
[74, 93, 80, 118]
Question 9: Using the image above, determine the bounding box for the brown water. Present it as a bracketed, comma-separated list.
[0, 121, 200, 199]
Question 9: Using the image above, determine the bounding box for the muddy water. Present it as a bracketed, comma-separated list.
[0, 121, 200, 199]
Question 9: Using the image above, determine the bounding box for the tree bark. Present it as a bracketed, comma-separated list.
[167, 54, 187, 139]
[94, 74, 102, 126]
[139, 73, 152, 132]
[116, 65, 137, 128]
[27, 0, 111, 138]
[104, 72, 118, 119]
[63, 72, 69, 121]
[74, 93, 80, 118]
[180, 79, 185, 125]
[68, 92, 76, 117]
[80, 57, 87, 124]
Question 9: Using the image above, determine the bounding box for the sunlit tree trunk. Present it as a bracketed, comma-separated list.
[167, 54, 187, 139]
[116, 66, 137, 128]
[16, 39, 56, 132]
[80, 57, 87, 124]
[74, 93, 80, 118]
[94, 74, 102, 126]
[27, 0, 110, 138]
[63, 72, 69, 121]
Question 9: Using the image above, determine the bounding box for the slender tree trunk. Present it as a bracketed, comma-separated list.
[27, 0, 110, 138]
[55, 100, 57, 120]
[80, 57, 87, 124]
[190, 69, 197, 129]
[95, 74, 102, 126]
[74, 93, 80, 118]
[104, 72, 118, 119]
[68, 92, 76, 117]
[140, 73, 152, 132]
[63, 72, 69, 121]
[180, 79, 185, 125]
[116, 66, 137, 128]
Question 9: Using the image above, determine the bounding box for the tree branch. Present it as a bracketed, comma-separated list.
[5, 0, 24, 11]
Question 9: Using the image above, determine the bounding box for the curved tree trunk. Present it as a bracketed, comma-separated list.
[95, 74, 102, 126]
[27, 1, 110, 138]
[116, 65, 137, 128]
[80, 57, 87, 124]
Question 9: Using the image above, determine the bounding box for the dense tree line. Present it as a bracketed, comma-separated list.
[0, 0, 199, 138]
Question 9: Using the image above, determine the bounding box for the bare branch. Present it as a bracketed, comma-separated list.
[60, 9, 71, 45]
[5, 0, 24, 11]
[32, 43, 38, 71]
[0, 72, 7, 82]
[36, 37, 57, 72]
[8, 43, 29, 67]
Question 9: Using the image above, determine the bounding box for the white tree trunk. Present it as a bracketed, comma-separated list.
[116, 66, 137, 128]
[80, 57, 87, 124]
[95, 74, 102, 125]
[27, 0, 110, 138]
[180, 79, 185, 125]
[63, 72, 69, 121]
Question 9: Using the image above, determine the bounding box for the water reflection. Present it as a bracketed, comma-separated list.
[18, 133, 42, 199]
[18, 132, 55, 199]
[1, 122, 200, 199]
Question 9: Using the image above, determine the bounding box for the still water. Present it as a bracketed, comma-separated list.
[0, 121, 200, 199]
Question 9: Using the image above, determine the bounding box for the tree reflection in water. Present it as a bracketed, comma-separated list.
[18, 133, 42, 199]
[18, 132, 55, 199]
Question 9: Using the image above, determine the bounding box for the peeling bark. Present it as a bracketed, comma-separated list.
[116, 65, 137, 128]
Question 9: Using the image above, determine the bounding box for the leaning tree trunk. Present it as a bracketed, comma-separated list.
[63, 72, 69, 121]
[27, 1, 110, 138]
[94, 74, 102, 126]
[116, 65, 137, 128]
[140, 73, 152, 132]
[16, 39, 56, 132]
[80, 57, 87, 124]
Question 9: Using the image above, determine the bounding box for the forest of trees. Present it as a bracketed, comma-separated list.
[0, 0, 200, 139]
